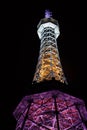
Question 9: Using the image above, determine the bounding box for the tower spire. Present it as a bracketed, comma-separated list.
[33, 11, 67, 84]
[45, 9, 52, 18]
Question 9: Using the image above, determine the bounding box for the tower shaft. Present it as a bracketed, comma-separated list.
[33, 18, 66, 84]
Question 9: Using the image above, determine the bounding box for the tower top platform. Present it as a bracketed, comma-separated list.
[37, 17, 59, 29]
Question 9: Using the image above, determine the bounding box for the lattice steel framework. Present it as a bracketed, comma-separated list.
[13, 90, 87, 130]
[33, 16, 67, 84]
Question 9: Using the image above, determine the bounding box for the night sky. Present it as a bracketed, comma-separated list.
[2, 1, 87, 130]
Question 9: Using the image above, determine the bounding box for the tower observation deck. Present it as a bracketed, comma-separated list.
[33, 10, 67, 84]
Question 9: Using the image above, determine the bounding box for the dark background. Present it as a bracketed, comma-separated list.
[2, 0, 87, 130]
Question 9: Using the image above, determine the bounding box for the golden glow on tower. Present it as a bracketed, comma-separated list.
[33, 17, 66, 84]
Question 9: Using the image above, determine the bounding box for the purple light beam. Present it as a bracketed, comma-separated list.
[45, 10, 52, 18]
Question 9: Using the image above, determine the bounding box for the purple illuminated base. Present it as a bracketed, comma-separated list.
[13, 90, 87, 130]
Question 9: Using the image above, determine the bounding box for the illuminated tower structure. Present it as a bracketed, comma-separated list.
[33, 11, 67, 84]
[13, 11, 87, 130]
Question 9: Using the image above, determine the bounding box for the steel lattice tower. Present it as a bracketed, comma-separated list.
[33, 11, 67, 84]
[13, 11, 87, 130]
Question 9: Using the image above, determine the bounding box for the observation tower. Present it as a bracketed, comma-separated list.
[33, 10, 67, 84]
